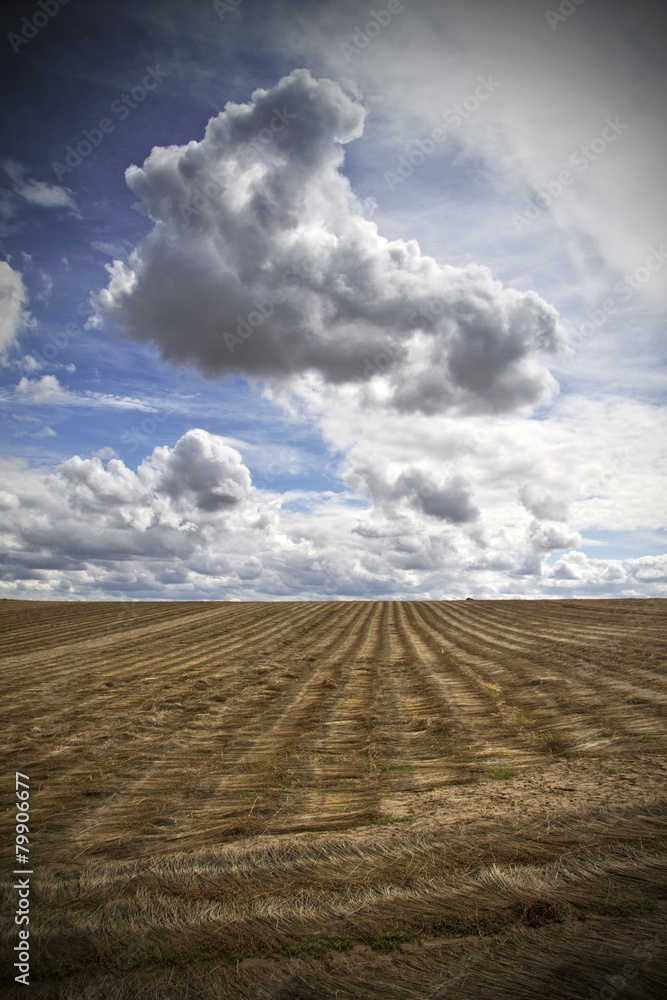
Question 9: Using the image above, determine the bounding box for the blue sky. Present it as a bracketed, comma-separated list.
[0, 0, 665, 600]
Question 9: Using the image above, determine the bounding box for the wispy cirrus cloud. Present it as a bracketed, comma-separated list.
[9, 374, 162, 412]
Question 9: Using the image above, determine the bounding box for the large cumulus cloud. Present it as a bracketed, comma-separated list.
[96, 69, 566, 415]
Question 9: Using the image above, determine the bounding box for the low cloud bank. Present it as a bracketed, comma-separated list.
[1, 428, 664, 601]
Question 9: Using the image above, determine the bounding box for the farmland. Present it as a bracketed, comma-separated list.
[1, 598, 666, 998]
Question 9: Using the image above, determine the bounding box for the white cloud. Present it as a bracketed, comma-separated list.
[16, 374, 68, 403]
[0, 431, 270, 597]
[0, 490, 20, 511]
[142, 429, 253, 513]
[346, 463, 479, 524]
[519, 485, 569, 522]
[528, 521, 582, 554]
[8, 355, 77, 375]
[2, 160, 78, 213]
[96, 69, 567, 416]
[274, 377, 665, 582]
[0, 261, 32, 361]
[34, 271, 54, 304]
[630, 555, 667, 583]
[19, 180, 77, 210]
[548, 551, 667, 590]
[91, 241, 129, 258]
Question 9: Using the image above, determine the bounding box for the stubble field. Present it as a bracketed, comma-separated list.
[1, 598, 666, 998]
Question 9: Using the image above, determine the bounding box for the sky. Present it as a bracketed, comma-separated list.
[0, 0, 665, 601]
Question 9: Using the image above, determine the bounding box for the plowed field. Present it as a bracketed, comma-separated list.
[1, 599, 666, 998]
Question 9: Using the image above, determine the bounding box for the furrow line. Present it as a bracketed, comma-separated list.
[418, 602, 625, 754]
[427, 603, 667, 743]
[0, 601, 328, 725]
[273, 601, 391, 833]
[65, 603, 370, 856]
[404, 602, 543, 764]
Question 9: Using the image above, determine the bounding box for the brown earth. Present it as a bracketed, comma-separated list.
[0, 598, 666, 998]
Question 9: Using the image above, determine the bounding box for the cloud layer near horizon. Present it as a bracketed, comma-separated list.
[96, 69, 566, 416]
[1, 423, 665, 601]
